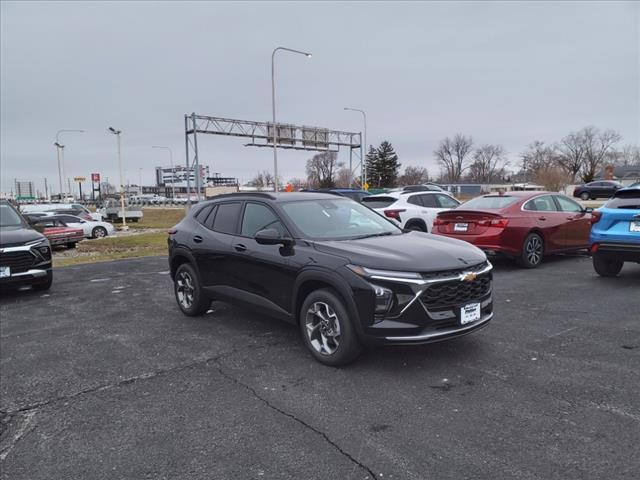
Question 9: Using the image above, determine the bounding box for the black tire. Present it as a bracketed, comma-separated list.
[518, 233, 544, 268]
[174, 263, 210, 316]
[33, 271, 53, 291]
[299, 288, 363, 367]
[67, 242, 77, 249]
[92, 226, 108, 238]
[592, 256, 624, 277]
[580, 192, 590, 201]
[405, 221, 427, 232]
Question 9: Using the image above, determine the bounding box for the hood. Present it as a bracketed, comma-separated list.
[312, 231, 486, 272]
[0, 226, 47, 248]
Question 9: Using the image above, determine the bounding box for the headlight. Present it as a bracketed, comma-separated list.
[346, 264, 422, 281]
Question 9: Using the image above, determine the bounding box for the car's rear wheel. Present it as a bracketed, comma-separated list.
[33, 271, 53, 291]
[405, 221, 427, 232]
[592, 256, 624, 277]
[92, 226, 108, 238]
[299, 288, 362, 367]
[67, 242, 77, 249]
[174, 263, 210, 316]
[580, 192, 590, 201]
[518, 233, 544, 268]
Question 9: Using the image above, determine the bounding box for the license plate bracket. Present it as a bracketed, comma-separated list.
[630, 221, 640, 233]
[454, 223, 469, 232]
[460, 303, 481, 325]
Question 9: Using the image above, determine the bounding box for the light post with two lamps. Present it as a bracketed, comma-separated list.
[54, 129, 84, 200]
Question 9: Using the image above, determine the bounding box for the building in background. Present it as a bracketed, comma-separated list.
[155, 165, 210, 188]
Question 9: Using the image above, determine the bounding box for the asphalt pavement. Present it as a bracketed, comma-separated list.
[1, 255, 639, 480]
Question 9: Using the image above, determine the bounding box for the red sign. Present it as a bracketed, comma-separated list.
[91, 173, 100, 183]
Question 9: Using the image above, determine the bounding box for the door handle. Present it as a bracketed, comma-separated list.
[233, 244, 247, 252]
[193, 235, 203, 243]
[538, 216, 546, 221]
[566, 216, 574, 220]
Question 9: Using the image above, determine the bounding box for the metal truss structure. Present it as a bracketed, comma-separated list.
[184, 113, 363, 201]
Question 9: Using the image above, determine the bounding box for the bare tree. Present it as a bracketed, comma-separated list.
[581, 127, 622, 182]
[535, 167, 569, 192]
[556, 132, 586, 183]
[433, 133, 473, 182]
[305, 151, 343, 188]
[287, 178, 307, 190]
[248, 170, 275, 189]
[334, 165, 353, 188]
[613, 144, 640, 167]
[397, 165, 430, 186]
[467, 144, 508, 183]
[520, 141, 559, 180]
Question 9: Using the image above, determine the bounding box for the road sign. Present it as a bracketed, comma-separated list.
[91, 173, 100, 183]
[363, 182, 369, 191]
[74, 176, 86, 182]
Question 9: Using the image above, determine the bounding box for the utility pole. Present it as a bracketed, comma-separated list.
[108, 127, 127, 229]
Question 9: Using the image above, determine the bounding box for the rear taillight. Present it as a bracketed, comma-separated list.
[477, 218, 509, 228]
[591, 243, 599, 253]
[433, 217, 446, 226]
[590, 211, 602, 224]
[384, 209, 406, 221]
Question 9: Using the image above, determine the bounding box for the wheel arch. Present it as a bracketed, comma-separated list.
[526, 228, 546, 253]
[404, 218, 428, 232]
[170, 249, 197, 279]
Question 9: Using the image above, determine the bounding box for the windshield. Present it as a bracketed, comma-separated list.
[281, 198, 401, 240]
[0, 203, 25, 227]
[460, 195, 519, 210]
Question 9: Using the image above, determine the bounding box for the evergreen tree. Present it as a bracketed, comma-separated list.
[368, 141, 401, 188]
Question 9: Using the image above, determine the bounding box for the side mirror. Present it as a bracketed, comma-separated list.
[583, 207, 594, 214]
[255, 228, 293, 246]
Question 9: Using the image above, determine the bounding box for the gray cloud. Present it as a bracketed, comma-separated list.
[1, 0, 638, 194]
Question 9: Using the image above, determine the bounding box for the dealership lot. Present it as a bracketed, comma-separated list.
[1, 256, 639, 479]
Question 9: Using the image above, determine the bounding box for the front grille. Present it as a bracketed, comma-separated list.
[421, 261, 489, 280]
[0, 250, 36, 274]
[420, 275, 491, 309]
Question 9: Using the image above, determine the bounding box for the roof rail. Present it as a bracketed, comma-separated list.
[208, 192, 277, 200]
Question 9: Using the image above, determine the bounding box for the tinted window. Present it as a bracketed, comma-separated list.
[407, 195, 423, 206]
[195, 205, 213, 224]
[212, 203, 241, 234]
[241, 203, 286, 237]
[435, 194, 460, 209]
[524, 196, 557, 212]
[361, 196, 397, 209]
[606, 189, 640, 209]
[461, 196, 519, 210]
[419, 194, 438, 207]
[554, 196, 582, 213]
[59, 215, 81, 223]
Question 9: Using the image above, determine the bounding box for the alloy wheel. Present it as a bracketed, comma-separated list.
[94, 227, 107, 238]
[525, 236, 543, 265]
[176, 271, 195, 309]
[305, 302, 341, 355]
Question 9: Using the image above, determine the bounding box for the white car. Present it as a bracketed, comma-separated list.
[362, 190, 461, 232]
[45, 213, 115, 238]
[21, 203, 102, 221]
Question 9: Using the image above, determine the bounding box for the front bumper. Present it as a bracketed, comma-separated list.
[352, 262, 494, 345]
[0, 267, 51, 287]
[0, 243, 52, 288]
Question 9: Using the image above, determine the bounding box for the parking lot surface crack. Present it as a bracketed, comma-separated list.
[213, 364, 377, 480]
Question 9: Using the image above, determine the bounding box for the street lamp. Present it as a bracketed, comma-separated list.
[108, 127, 127, 229]
[344, 107, 367, 188]
[152, 145, 175, 198]
[271, 46, 312, 192]
[55, 129, 84, 200]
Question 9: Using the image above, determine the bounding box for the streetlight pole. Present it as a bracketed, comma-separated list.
[344, 108, 367, 188]
[55, 129, 84, 200]
[152, 146, 175, 198]
[108, 127, 127, 229]
[271, 46, 312, 192]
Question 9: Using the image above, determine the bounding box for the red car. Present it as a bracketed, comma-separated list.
[31, 218, 84, 249]
[432, 191, 592, 268]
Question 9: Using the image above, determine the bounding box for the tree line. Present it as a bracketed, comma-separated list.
[248, 125, 638, 190]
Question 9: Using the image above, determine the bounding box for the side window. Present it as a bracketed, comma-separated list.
[524, 196, 557, 212]
[435, 194, 460, 209]
[554, 196, 582, 213]
[407, 195, 423, 206]
[61, 215, 78, 223]
[212, 202, 241, 234]
[420, 194, 438, 208]
[241, 203, 286, 237]
[195, 205, 213, 225]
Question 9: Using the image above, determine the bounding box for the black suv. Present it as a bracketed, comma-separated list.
[0, 200, 53, 291]
[168, 193, 493, 365]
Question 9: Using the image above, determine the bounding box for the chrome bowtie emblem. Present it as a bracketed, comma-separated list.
[461, 272, 477, 282]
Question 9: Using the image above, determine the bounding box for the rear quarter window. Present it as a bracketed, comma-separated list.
[361, 196, 397, 209]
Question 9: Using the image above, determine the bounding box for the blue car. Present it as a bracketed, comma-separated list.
[589, 186, 640, 276]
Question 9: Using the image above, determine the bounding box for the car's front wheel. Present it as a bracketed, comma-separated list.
[92, 226, 108, 238]
[174, 263, 210, 316]
[33, 271, 53, 291]
[299, 288, 362, 366]
[592, 256, 623, 277]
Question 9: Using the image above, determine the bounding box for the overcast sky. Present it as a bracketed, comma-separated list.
[1, 1, 638, 194]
